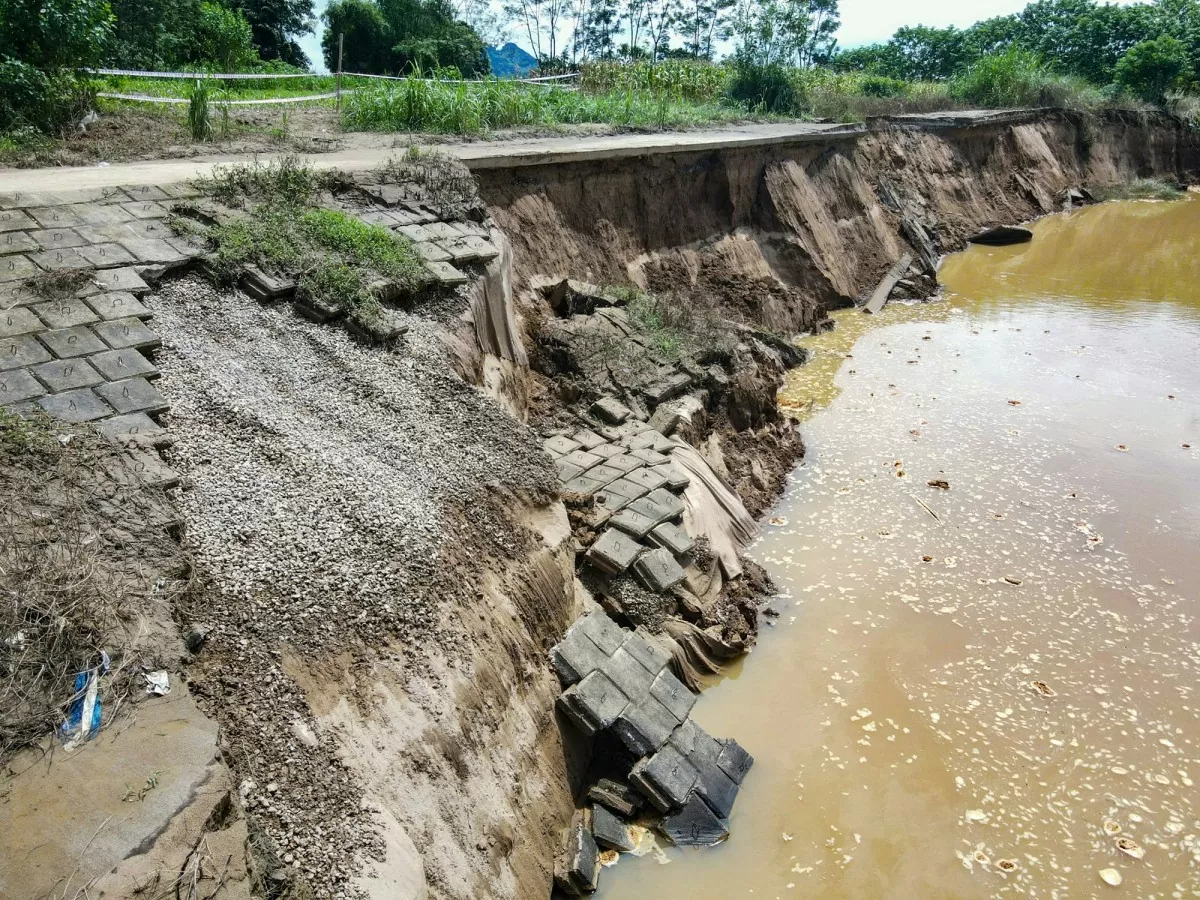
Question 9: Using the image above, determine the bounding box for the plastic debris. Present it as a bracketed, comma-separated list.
[61, 666, 102, 750]
[145, 671, 171, 696]
[1099, 867, 1123, 886]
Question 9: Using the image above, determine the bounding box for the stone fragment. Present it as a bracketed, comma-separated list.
[32, 299, 98, 329]
[591, 396, 630, 425]
[649, 668, 696, 723]
[94, 412, 163, 441]
[84, 291, 152, 321]
[559, 670, 629, 737]
[554, 822, 601, 897]
[426, 261, 468, 286]
[76, 243, 136, 268]
[648, 521, 695, 556]
[92, 316, 160, 351]
[620, 630, 671, 674]
[717, 738, 755, 784]
[613, 694, 678, 757]
[32, 358, 103, 392]
[1, 334, 52, 370]
[590, 805, 635, 853]
[36, 388, 112, 423]
[661, 794, 729, 846]
[39, 326, 107, 359]
[93, 377, 169, 415]
[587, 779, 642, 818]
[633, 548, 687, 592]
[585, 528, 645, 575]
[0, 368, 45, 405]
[0, 307, 41, 338]
[630, 744, 698, 812]
[88, 348, 158, 381]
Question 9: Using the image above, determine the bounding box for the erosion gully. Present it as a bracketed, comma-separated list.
[601, 195, 1200, 898]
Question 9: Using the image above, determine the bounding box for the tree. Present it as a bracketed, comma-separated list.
[504, 0, 574, 59]
[1115, 34, 1193, 100]
[321, 0, 490, 75]
[574, 0, 620, 59]
[459, 0, 510, 45]
[323, 0, 390, 71]
[226, 0, 316, 66]
[678, 0, 735, 59]
[732, 0, 839, 68]
[196, 2, 259, 70]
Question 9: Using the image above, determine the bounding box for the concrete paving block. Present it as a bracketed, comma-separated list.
[415, 241, 451, 263]
[623, 430, 659, 451]
[561, 471, 609, 496]
[555, 459, 584, 483]
[563, 448, 602, 471]
[158, 182, 202, 200]
[0, 307, 41, 338]
[651, 462, 690, 491]
[591, 396, 630, 425]
[93, 411, 163, 441]
[585, 528, 645, 575]
[1, 334, 52, 370]
[36, 388, 112, 423]
[575, 611, 625, 654]
[648, 521, 695, 556]
[32, 299, 99, 329]
[92, 316, 161, 351]
[670, 719, 724, 766]
[73, 203, 136, 226]
[127, 218, 173, 240]
[422, 221, 461, 241]
[28, 248, 90, 271]
[355, 209, 403, 228]
[0, 255, 41, 282]
[649, 668, 696, 723]
[572, 429, 607, 451]
[395, 223, 434, 243]
[84, 291, 151, 321]
[585, 463, 624, 489]
[693, 758, 740, 819]
[549, 629, 608, 687]
[39, 325, 107, 359]
[600, 647, 655, 699]
[587, 779, 641, 818]
[119, 184, 172, 202]
[0, 231, 38, 256]
[88, 348, 159, 381]
[613, 694, 677, 758]
[609, 507, 659, 539]
[633, 548, 687, 592]
[643, 371, 692, 405]
[93, 377, 168, 415]
[543, 434, 582, 456]
[121, 200, 169, 220]
[592, 489, 629, 516]
[0, 210, 36, 233]
[631, 744, 698, 812]
[717, 738, 755, 784]
[439, 235, 498, 264]
[29, 228, 86, 250]
[426, 261, 468, 286]
[624, 466, 669, 493]
[606, 454, 645, 475]
[118, 237, 189, 266]
[591, 805, 635, 852]
[554, 822, 600, 896]
[76, 243, 136, 268]
[0, 368, 46, 405]
[589, 442, 624, 459]
[625, 495, 678, 528]
[91, 267, 149, 295]
[619, 630, 671, 675]
[27, 206, 85, 228]
[601, 477, 648, 503]
[32, 358, 103, 392]
[661, 794, 729, 846]
[560, 670, 629, 736]
[630, 446, 670, 467]
[651, 433, 676, 454]
[646, 487, 686, 520]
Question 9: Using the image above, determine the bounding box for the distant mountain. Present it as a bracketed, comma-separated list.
[487, 43, 538, 78]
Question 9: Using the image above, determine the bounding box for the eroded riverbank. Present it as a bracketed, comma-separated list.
[599, 196, 1200, 898]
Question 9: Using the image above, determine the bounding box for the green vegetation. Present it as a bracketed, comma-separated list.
[187, 79, 214, 140]
[322, 0, 489, 77]
[1094, 176, 1187, 201]
[624, 289, 730, 363]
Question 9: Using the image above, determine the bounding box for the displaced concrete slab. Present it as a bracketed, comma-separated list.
[88, 347, 159, 381]
[29, 228, 86, 250]
[633, 548, 687, 592]
[572, 428, 607, 450]
[94, 411, 164, 441]
[556, 459, 584, 483]
[662, 794, 729, 847]
[650, 462, 690, 491]
[587, 779, 642, 818]
[608, 506, 659, 539]
[613, 693, 678, 757]
[0, 231, 39, 256]
[560, 670, 629, 736]
[90, 266, 150, 295]
[549, 628, 609, 687]
[600, 477, 648, 503]
[585, 528, 645, 575]
[863, 252, 913, 315]
[591, 804, 635, 852]
[0, 254, 41, 282]
[646, 487, 686, 519]
[575, 610, 625, 654]
[554, 822, 601, 897]
[649, 668, 696, 723]
[693, 757, 740, 818]
[648, 521, 695, 556]
[93, 376, 169, 415]
[591, 396, 630, 424]
[563, 448, 602, 471]
[29, 247, 91, 271]
[36, 387, 112, 422]
[631, 744, 698, 812]
[0, 210, 36, 233]
[717, 738, 755, 784]
[426, 260, 468, 286]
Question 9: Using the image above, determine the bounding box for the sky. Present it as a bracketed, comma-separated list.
[298, 0, 1132, 74]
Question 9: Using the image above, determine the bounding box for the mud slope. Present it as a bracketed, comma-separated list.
[478, 109, 1196, 336]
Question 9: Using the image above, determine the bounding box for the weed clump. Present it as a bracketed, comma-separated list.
[1094, 177, 1186, 201]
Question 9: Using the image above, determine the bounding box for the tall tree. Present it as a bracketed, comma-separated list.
[227, 0, 316, 66]
[322, 0, 489, 75]
[733, 0, 839, 67]
[504, 0, 574, 59]
[679, 0, 734, 59]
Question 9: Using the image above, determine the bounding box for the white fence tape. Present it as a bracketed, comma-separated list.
[87, 67, 318, 79]
[97, 91, 346, 105]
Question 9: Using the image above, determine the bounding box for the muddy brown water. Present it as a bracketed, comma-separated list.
[600, 197, 1200, 899]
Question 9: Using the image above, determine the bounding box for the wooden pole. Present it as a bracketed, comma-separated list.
[336, 33, 344, 111]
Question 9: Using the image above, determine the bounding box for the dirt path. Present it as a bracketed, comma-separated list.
[0, 122, 865, 193]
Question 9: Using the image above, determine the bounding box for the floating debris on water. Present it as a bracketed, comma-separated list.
[1099, 868, 1123, 886]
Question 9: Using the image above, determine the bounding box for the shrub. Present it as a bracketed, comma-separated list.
[858, 74, 909, 98]
[952, 48, 1050, 108]
[187, 79, 214, 141]
[728, 62, 801, 115]
[1115, 36, 1194, 103]
[195, 2, 258, 72]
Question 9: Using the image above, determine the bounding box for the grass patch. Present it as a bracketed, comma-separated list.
[194, 154, 347, 207]
[624, 289, 732, 363]
[1094, 177, 1186, 201]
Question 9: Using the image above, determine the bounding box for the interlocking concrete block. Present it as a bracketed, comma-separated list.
[29, 247, 90, 271]
[29, 228, 86, 250]
[650, 462, 690, 491]
[93, 376, 168, 415]
[591, 805, 635, 852]
[94, 411, 163, 441]
[620, 630, 671, 674]
[600, 477, 648, 503]
[608, 507, 659, 539]
[648, 521, 695, 556]
[693, 757, 740, 819]
[560, 670, 629, 737]
[589, 442, 624, 459]
[543, 434, 582, 456]
[645, 487, 686, 520]
[1, 334, 52, 370]
[32, 299, 99, 329]
[0, 307, 41, 338]
[554, 822, 600, 897]
[0, 255, 41, 282]
[563, 448, 602, 471]
[606, 454, 644, 476]
[572, 429, 607, 451]
[0, 368, 45, 405]
[633, 548, 687, 592]
[76, 243, 137, 268]
[426, 261, 468, 286]
[591, 396, 630, 425]
[27, 206, 85, 228]
[587, 779, 642, 818]
[84, 291, 152, 321]
[631, 744, 698, 812]
[0, 231, 38, 256]
[0, 210, 36, 233]
[92, 316, 161, 351]
[88, 348, 158, 381]
[91, 266, 149, 295]
[600, 647, 655, 698]
[575, 611, 625, 654]
[717, 738, 755, 784]
[415, 241, 451, 263]
[121, 200, 169, 220]
[661, 794, 729, 847]
[623, 466, 669, 493]
[32, 358, 103, 392]
[585, 528, 645, 575]
[555, 459, 584, 483]
[119, 184, 172, 202]
[650, 668, 696, 723]
[39, 325, 107, 359]
[613, 694, 677, 758]
[36, 388, 112, 423]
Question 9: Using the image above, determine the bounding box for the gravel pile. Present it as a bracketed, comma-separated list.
[150, 276, 555, 897]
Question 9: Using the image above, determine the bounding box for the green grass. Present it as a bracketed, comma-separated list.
[194, 155, 348, 206]
[1094, 177, 1186, 201]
